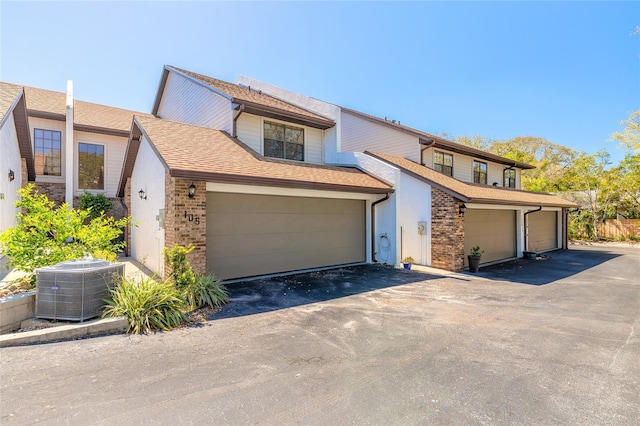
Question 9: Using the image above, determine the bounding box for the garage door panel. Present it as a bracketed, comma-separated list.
[208, 231, 363, 258]
[212, 246, 364, 280]
[209, 212, 361, 235]
[464, 209, 517, 266]
[207, 193, 365, 280]
[528, 211, 558, 252]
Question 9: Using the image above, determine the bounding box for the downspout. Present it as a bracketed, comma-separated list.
[419, 139, 435, 166]
[523, 205, 542, 253]
[232, 104, 245, 138]
[371, 193, 391, 263]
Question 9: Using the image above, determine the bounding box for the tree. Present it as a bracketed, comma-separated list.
[0, 184, 129, 277]
[611, 110, 640, 153]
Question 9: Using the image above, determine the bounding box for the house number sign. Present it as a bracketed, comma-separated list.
[184, 211, 200, 225]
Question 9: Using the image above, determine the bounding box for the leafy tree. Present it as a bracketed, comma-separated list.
[0, 184, 129, 276]
[611, 110, 640, 153]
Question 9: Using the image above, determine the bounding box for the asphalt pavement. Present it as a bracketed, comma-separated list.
[0, 245, 638, 425]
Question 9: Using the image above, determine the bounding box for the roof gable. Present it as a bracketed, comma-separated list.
[118, 116, 391, 197]
[153, 66, 335, 130]
[0, 82, 35, 181]
[367, 151, 576, 208]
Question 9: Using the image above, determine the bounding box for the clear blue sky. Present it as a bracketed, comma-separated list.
[2, 1, 638, 165]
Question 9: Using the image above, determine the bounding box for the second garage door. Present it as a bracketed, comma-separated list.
[464, 209, 517, 266]
[527, 211, 558, 252]
[206, 193, 366, 280]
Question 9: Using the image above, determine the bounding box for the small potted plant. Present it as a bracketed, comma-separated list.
[402, 256, 414, 270]
[468, 246, 483, 273]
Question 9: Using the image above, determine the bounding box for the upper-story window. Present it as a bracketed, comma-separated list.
[473, 161, 487, 184]
[264, 121, 304, 161]
[78, 143, 105, 190]
[433, 151, 453, 177]
[34, 129, 62, 176]
[504, 168, 516, 188]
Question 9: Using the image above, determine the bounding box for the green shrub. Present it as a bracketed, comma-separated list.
[103, 276, 184, 334]
[79, 192, 112, 219]
[164, 244, 197, 289]
[0, 184, 128, 275]
[184, 273, 229, 310]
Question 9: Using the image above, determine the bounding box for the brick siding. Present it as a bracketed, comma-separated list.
[34, 182, 65, 205]
[164, 176, 207, 276]
[431, 187, 465, 271]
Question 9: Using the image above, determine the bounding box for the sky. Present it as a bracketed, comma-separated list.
[1, 1, 638, 165]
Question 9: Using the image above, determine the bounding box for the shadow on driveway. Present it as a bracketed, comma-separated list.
[472, 248, 621, 285]
[211, 264, 441, 320]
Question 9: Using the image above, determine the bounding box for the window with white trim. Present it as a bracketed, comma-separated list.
[78, 142, 105, 190]
[473, 161, 487, 184]
[264, 121, 304, 161]
[434, 151, 453, 177]
[34, 129, 62, 176]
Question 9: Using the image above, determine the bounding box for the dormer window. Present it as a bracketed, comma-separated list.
[504, 169, 516, 188]
[264, 121, 304, 161]
[434, 151, 453, 177]
[473, 161, 487, 184]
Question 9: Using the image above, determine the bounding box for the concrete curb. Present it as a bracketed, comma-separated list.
[0, 317, 127, 348]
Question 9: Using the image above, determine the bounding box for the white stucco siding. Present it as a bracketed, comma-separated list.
[235, 113, 324, 164]
[157, 71, 233, 133]
[74, 131, 127, 197]
[29, 117, 66, 184]
[396, 173, 431, 266]
[0, 113, 23, 232]
[341, 112, 420, 163]
[130, 137, 166, 276]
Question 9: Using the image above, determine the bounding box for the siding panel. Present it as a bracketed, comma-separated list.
[341, 112, 419, 162]
[157, 72, 232, 132]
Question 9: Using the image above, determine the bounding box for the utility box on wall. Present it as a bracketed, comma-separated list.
[418, 221, 427, 235]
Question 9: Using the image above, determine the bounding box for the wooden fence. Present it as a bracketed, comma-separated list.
[597, 219, 640, 240]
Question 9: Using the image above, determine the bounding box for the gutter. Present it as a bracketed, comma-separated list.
[371, 193, 391, 263]
[419, 138, 435, 165]
[523, 205, 542, 253]
[232, 104, 245, 138]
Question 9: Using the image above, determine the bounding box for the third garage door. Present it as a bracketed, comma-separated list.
[206, 192, 366, 280]
[464, 209, 517, 266]
[528, 211, 558, 252]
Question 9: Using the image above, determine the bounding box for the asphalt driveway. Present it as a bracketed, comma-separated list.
[1, 245, 638, 425]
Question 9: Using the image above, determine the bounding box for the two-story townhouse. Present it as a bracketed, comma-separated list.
[117, 66, 393, 279]
[236, 75, 577, 271]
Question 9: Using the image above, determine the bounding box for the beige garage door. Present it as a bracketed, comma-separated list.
[206, 193, 366, 280]
[464, 209, 517, 266]
[528, 211, 558, 252]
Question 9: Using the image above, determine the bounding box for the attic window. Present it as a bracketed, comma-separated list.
[264, 121, 304, 161]
[433, 151, 453, 177]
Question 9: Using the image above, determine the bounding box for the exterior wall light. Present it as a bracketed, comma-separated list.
[138, 188, 147, 200]
[458, 204, 467, 216]
[8, 169, 15, 182]
[188, 183, 196, 199]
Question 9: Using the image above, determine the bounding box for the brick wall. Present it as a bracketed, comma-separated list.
[431, 187, 465, 271]
[20, 159, 27, 188]
[34, 182, 65, 205]
[164, 176, 207, 276]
